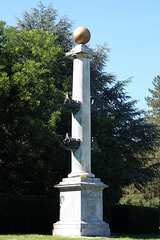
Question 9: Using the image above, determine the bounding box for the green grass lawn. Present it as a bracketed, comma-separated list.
[0, 234, 160, 240]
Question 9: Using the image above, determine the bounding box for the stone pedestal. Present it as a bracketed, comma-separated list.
[53, 177, 110, 237]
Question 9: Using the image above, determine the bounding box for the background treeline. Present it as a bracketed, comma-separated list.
[0, 0, 159, 224]
[0, 194, 159, 235]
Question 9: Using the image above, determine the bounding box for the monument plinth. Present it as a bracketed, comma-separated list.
[53, 27, 110, 237]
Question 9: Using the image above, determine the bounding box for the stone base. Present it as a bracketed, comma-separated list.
[53, 220, 110, 237]
[53, 177, 110, 237]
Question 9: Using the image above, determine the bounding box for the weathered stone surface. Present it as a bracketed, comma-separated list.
[66, 44, 96, 178]
[53, 177, 110, 237]
[66, 44, 96, 58]
[53, 220, 110, 237]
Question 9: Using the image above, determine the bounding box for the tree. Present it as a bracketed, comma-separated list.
[119, 75, 160, 207]
[119, 181, 160, 207]
[0, 21, 71, 195]
[91, 82, 159, 203]
[146, 75, 160, 125]
[16, 1, 74, 52]
[0, 3, 158, 205]
[89, 44, 159, 203]
[142, 75, 160, 207]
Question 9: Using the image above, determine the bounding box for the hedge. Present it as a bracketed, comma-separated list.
[108, 204, 159, 235]
[0, 194, 59, 234]
[0, 194, 159, 235]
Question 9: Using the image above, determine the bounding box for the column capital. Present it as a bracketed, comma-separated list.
[66, 44, 97, 59]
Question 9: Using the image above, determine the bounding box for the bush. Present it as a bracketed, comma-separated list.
[0, 193, 59, 234]
[108, 204, 159, 235]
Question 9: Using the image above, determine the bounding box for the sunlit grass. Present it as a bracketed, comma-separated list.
[0, 235, 53, 240]
[0, 235, 159, 240]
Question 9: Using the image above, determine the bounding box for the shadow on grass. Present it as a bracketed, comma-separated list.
[112, 232, 160, 239]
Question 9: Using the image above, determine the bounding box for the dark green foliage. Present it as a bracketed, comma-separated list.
[120, 181, 160, 207]
[16, 1, 74, 52]
[145, 75, 160, 207]
[91, 68, 159, 204]
[109, 205, 159, 235]
[90, 46, 159, 205]
[0, 21, 71, 195]
[146, 75, 160, 125]
[0, 194, 59, 234]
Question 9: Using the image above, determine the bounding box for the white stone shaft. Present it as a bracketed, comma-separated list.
[71, 55, 91, 176]
[66, 45, 96, 177]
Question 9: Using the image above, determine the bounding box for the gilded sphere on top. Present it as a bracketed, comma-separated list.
[73, 27, 91, 44]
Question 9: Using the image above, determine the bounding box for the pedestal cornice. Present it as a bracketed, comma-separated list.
[66, 44, 97, 59]
[55, 177, 108, 191]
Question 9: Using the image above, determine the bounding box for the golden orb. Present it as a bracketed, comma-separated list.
[73, 27, 91, 44]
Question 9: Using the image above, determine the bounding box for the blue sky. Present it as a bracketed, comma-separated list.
[1, 0, 160, 110]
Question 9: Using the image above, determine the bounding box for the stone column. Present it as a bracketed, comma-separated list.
[53, 27, 110, 237]
[66, 44, 95, 178]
